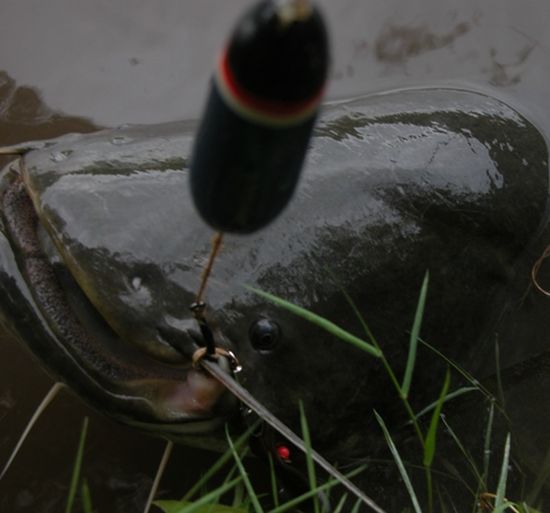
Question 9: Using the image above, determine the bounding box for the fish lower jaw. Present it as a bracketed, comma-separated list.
[160, 368, 229, 417]
[126, 362, 235, 426]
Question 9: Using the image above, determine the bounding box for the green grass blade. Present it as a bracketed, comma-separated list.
[401, 271, 429, 398]
[491, 501, 517, 513]
[482, 400, 495, 485]
[155, 478, 243, 513]
[65, 416, 89, 513]
[519, 502, 543, 513]
[183, 421, 259, 501]
[494, 340, 506, 409]
[374, 411, 423, 513]
[267, 453, 280, 508]
[154, 500, 181, 513]
[225, 426, 263, 513]
[418, 338, 496, 404]
[495, 434, 511, 510]
[470, 479, 483, 513]
[267, 479, 339, 513]
[333, 494, 348, 513]
[231, 480, 245, 508]
[299, 402, 320, 513]
[81, 479, 93, 513]
[439, 460, 477, 499]
[412, 386, 476, 422]
[343, 290, 403, 398]
[435, 483, 450, 513]
[244, 286, 381, 358]
[343, 289, 427, 448]
[423, 369, 451, 468]
[350, 496, 363, 513]
[267, 469, 364, 513]
[440, 417, 483, 486]
[527, 444, 550, 505]
[223, 461, 241, 487]
[340, 289, 379, 348]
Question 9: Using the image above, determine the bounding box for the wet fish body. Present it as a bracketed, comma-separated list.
[0, 87, 548, 470]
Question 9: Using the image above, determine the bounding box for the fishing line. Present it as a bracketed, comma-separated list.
[195, 232, 224, 304]
[191, 232, 224, 355]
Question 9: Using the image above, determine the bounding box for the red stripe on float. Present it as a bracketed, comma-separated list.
[218, 48, 323, 120]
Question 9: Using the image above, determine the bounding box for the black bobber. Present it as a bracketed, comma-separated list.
[190, 0, 329, 234]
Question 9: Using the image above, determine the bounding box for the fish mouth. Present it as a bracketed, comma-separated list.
[0, 168, 237, 437]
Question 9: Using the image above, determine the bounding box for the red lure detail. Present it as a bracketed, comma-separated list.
[275, 444, 292, 463]
[218, 48, 324, 118]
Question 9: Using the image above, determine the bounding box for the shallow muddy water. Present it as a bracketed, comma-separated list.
[1, 1, 550, 512]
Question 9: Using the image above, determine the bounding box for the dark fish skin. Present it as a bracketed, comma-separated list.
[0, 88, 548, 472]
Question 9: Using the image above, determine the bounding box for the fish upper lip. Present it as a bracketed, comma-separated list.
[156, 322, 204, 361]
[157, 317, 236, 363]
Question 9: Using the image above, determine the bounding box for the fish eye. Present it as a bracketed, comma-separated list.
[249, 318, 281, 352]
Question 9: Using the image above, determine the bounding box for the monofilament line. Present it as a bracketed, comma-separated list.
[195, 232, 224, 304]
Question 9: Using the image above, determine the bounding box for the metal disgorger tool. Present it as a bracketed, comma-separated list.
[199, 358, 387, 513]
[187, 1, 386, 512]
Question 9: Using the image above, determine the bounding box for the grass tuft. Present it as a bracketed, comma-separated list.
[60, 276, 541, 513]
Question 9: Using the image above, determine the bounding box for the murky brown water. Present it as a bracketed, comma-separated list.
[1, 0, 550, 511]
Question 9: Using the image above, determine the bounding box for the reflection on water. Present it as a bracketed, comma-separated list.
[0, 0, 549, 511]
[1, 0, 550, 128]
